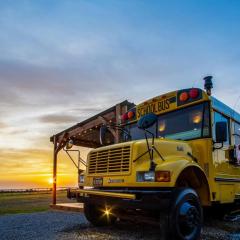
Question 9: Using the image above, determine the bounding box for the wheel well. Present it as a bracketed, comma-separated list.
[176, 166, 210, 206]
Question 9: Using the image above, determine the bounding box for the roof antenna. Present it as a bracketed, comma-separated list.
[203, 76, 213, 96]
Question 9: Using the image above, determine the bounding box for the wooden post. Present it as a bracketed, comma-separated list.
[115, 104, 121, 143]
[53, 135, 57, 205]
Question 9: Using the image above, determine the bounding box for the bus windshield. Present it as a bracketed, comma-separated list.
[121, 102, 210, 142]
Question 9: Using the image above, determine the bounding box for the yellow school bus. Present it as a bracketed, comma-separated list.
[67, 77, 240, 240]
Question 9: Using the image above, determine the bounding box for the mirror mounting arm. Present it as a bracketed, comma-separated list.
[144, 129, 164, 161]
[144, 131, 157, 171]
[143, 129, 165, 171]
[144, 131, 153, 160]
[212, 141, 224, 151]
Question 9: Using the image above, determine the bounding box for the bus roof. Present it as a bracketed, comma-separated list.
[129, 88, 240, 124]
[211, 97, 240, 123]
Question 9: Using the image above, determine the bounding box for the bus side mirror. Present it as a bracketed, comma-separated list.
[215, 121, 227, 143]
[66, 139, 74, 149]
[99, 125, 108, 145]
[137, 113, 158, 130]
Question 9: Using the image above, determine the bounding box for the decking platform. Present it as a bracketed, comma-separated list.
[50, 203, 84, 212]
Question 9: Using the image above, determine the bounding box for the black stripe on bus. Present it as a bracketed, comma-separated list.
[169, 96, 176, 103]
[215, 177, 240, 183]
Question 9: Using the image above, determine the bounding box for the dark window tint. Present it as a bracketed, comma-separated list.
[123, 122, 156, 141]
[121, 103, 210, 142]
[158, 103, 210, 140]
[213, 112, 230, 145]
[234, 122, 240, 145]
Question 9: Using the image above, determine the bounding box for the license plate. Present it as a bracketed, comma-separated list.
[93, 177, 103, 186]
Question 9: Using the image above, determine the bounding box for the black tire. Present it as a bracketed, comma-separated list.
[84, 202, 117, 226]
[166, 188, 203, 240]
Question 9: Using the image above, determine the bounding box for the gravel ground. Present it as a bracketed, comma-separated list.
[0, 211, 239, 240]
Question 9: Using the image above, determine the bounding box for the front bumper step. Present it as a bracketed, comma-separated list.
[67, 188, 173, 211]
[68, 189, 136, 200]
[50, 203, 84, 212]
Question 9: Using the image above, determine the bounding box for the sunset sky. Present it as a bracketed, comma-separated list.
[1, 0, 240, 189]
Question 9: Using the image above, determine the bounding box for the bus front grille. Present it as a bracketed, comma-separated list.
[88, 146, 131, 174]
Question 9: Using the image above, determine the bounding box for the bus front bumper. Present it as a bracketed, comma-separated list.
[67, 188, 173, 211]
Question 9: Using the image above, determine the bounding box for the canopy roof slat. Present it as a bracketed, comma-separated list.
[50, 100, 135, 148]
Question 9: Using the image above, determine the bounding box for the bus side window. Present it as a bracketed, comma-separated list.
[213, 111, 230, 146]
[234, 122, 240, 145]
[234, 122, 240, 165]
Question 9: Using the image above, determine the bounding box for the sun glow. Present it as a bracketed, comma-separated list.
[48, 178, 53, 184]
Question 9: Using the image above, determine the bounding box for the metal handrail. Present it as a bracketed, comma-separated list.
[63, 147, 86, 171]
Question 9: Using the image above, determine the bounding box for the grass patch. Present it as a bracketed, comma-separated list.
[0, 190, 74, 215]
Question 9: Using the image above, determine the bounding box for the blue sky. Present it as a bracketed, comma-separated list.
[0, 0, 240, 187]
[1, 1, 240, 100]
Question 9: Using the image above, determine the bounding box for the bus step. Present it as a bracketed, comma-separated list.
[50, 203, 84, 212]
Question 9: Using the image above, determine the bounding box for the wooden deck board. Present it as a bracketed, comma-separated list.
[50, 203, 84, 212]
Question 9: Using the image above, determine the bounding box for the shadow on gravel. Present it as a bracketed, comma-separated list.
[61, 221, 160, 240]
[201, 215, 240, 240]
[60, 218, 240, 240]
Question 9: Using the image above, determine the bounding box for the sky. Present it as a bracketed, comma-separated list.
[0, 0, 240, 189]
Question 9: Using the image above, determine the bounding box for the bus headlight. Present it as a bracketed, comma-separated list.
[137, 171, 155, 182]
[136, 171, 171, 182]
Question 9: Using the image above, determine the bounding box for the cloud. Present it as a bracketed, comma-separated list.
[0, 148, 51, 174]
[1, 0, 240, 188]
[0, 60, 76, 95]
[39, 114, 80, 124]
[0, 121, 8, 129]
[0, 147, 49, 158]
[0, 147, 79, 186]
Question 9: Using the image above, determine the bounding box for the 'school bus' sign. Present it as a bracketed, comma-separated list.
[136, 94, 177, 119]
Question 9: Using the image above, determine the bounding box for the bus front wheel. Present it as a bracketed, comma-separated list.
[161, 188, 203, 240]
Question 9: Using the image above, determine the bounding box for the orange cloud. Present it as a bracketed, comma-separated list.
[0, 147, 88, 189]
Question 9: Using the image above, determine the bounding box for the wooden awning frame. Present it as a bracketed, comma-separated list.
[50, 100, 135, 204]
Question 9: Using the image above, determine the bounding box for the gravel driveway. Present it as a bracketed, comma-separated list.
[0, 211, 239, 240]
[0, 211, 87, 240]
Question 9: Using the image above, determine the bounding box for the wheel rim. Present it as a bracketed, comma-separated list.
[177, 201, 201, 239]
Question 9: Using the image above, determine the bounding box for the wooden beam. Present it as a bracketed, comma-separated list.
[55, 111, 115, 143]
[55, 132, 68, 153]
[50, 101, 135, 143]
[50, 203, 84, 212]
[52, 135, 57, 205]
[73, 139, 100, 148]
[115, 103, 121, 143]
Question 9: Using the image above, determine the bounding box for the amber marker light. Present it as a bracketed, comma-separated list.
[179, 92, 189, 102]
[155, 171, 171, 182]
[127, 111, 135, 119]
